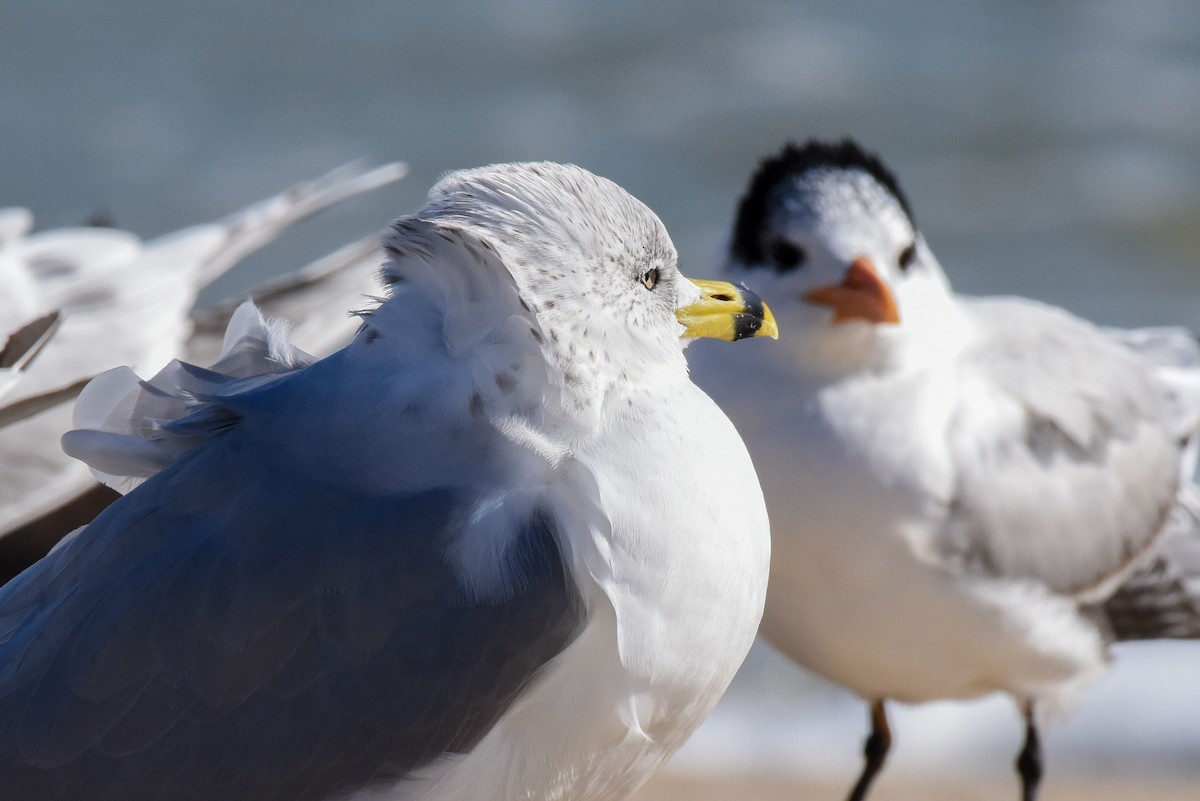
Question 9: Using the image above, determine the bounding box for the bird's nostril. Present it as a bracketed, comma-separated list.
[712, 293, 733, 302]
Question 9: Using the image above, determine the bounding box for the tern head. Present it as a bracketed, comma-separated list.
[723, 140, 958, 371]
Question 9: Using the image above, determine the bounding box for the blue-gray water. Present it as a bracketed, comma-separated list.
[4, 0, 1199, 780]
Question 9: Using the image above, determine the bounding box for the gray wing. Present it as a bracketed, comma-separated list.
[1095, 326, 1200, 639]
[1096, 486, 1200, 640]
[0, 391, 583, 801]
[939, 298, 1185, 601]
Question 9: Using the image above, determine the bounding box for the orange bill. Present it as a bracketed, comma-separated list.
[803, 257, 899, 325]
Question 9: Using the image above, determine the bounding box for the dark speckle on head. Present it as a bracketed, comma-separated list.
[363, 329, 381, 344]
[494, 371, 517, 393]
[731, 138, 914, 267]
[416, 161, 687, 413]
[469, 392, 484, 417]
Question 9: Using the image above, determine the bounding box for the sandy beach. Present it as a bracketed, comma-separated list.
[635, 772, 1200, 801]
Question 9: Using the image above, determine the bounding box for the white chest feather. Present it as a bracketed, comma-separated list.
[375, 384, 770, 801]
[704, 353, 1106, 706]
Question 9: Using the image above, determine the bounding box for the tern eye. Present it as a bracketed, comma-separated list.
[769, 241, 806, 272]
[641, 268, 659, 290]
[898, 242, 917, 272]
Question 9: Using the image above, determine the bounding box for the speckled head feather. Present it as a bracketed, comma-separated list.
[730, 139, 915, 266]
[379, 162, 694, 403]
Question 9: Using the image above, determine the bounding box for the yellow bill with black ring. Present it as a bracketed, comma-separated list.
[676, 279, 779, 341]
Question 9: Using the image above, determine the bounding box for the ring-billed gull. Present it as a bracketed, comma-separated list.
[0, 162, 406, 575]
[2, 161, 776, 801]
[692, 139, 1200, 801]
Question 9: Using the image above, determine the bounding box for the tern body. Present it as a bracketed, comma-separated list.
[695, 139, 1200, 800]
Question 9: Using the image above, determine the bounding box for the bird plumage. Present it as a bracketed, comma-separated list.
[694, 138, 1200, 800]
[3, 162, 772, 801]
[0, 162, 406, 577]
[0, 312, 60, 411]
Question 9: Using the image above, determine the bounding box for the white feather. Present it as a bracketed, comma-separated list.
[0, 162, 405, 538]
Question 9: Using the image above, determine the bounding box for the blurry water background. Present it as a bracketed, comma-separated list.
[4, 0, 1199, 786]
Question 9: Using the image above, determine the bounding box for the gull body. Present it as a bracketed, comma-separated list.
[693, 139, 1200, 800]
[1, 162, 773, 800]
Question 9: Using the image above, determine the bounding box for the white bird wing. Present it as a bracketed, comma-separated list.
[938, 298, 1185, 603]
[182, 161, 406, 288]
[1, 225, 594, 800]
[1099, 503, 1200, 640]
[2, 162, 405, 401]
[0, 162, 406, 539]
[62, 302, 314, 493]
[1105, 324, 1200, 472]
[1095, 325, 1200, 639]
[0, 312, 60, 404]
[188, 235, 383, 365]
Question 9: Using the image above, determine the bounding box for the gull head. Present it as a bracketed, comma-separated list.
[722, 140, 957, 369]
[380, 162, 775, 408]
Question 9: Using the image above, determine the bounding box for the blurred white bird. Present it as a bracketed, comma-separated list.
[692, 139, 1200, 801]
[188, 229, 392, 365]
[0, 312, 60, 408]
[0, 162, 406, 575]
[1, 161, 776, 801]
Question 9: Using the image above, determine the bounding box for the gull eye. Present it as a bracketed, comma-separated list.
[641, 268, 659, 290]
[898, 242, 917, 272]
[769, 240, 806, 272]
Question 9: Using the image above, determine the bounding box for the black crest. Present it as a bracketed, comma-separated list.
[730, 138, 915, 266]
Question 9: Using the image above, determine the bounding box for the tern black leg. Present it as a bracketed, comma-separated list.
[846, 699, 891, 801]
[1015, 701, 1043, 801]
